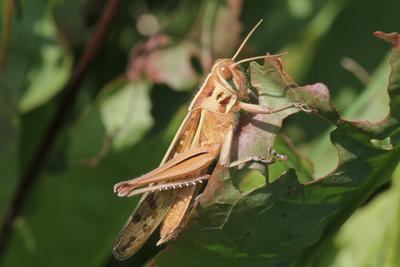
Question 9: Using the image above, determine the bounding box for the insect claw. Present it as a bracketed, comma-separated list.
[295, 103, 314, 113]
[279, 154, 288, 161]
[252, 156, 263, 161]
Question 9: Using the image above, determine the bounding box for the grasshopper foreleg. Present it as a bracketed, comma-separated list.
[239, 102, 313, 114]
[229, 156, 275, 168]
[229, 149, 288, 168]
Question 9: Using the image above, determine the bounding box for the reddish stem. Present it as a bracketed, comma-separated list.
[0, 0, 121, 260]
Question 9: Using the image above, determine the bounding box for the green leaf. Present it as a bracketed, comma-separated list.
[18, 15, 72, 113]
[310, 52, 391, 177]
[0, 1, 72, 112]
[98, 79, 154, 151]
[151, 32, 400, 267]
[307, 166, 400, 267]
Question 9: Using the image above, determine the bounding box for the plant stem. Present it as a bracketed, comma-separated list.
[0, 0, 121, 260]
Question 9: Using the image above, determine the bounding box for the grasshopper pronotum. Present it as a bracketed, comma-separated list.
[112, 20, 307, 260]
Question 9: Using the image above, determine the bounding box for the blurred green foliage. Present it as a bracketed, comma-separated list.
[0, 0, 399, 267]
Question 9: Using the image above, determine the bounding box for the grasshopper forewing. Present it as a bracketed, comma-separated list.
[112, 19, 305, 260]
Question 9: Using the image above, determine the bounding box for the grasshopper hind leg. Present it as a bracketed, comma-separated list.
[112, 191, 172, 260]
[155, 131, 231, 246]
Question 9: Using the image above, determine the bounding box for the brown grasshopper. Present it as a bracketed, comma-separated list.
[112, 20, 306, 260]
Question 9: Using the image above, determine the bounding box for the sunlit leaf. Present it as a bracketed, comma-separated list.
[308, 166, 400, 267]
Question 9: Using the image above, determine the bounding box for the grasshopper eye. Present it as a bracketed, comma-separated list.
[219, 65, 233, 80]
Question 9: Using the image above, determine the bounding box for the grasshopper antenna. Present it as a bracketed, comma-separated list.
[231, 19, 263, 61]
[233, 52, 288, 66]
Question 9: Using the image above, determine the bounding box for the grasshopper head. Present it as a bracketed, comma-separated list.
[212, 59, 248, 100]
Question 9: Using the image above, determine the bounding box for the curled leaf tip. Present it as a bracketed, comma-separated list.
[374, 31, 400, 48]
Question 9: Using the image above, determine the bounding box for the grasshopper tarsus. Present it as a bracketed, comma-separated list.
[229, 156, 275, 168]
[270, 149, 288, 161]
[295, 103, 314, 113]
